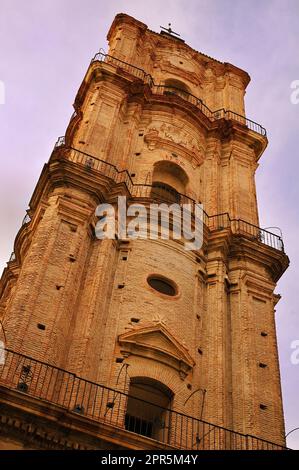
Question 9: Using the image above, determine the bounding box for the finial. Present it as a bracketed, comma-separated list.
[160, 23, 181, 38]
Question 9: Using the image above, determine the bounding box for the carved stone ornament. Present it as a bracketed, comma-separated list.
[118, 323, 195, 380]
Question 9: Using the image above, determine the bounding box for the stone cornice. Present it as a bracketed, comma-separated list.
[229, 236, 289, 283]
[0, 264, 19, 306]
[71, 60, 266, 160]
[0, 386, 172, 450]
[205, 228, 289, 283]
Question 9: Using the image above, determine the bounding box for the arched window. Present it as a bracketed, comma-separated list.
[150, 160, 188, 203]
[125, 377, 173, 441]
[151, 181, 180, 203]
[164, 78, 190, 99]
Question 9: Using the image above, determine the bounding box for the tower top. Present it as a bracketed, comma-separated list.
[160, 23, 185, 43]
[107, 13, 250, 88]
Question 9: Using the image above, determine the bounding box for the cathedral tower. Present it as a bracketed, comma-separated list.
[0, 14, 289, 450]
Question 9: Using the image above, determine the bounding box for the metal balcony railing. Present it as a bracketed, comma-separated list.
[90, 52, 267, 137]
[0, 349, 287, 450]
[52, 143, 284, 252]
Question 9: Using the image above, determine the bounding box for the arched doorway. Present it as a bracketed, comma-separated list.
[125, 377, 173, 442]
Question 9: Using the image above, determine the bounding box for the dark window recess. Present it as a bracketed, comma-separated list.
[163, 79, 190, 98]
[125, 414, 153, 438]
[259, 363, 267, 368]
[260, 404, 267, 410]
[131, 318, 140, 323]
[37, 323, 46, 331]
[131, 173, 136, 177]
[147, 276, 177, 296]
[261, 331, 268, 337]
[56, 285, 63, 290]
[118, 284, 125, 289]
[116, 357, 124, 363]
[151, 181, 180, 204]
[135, 152, 141, 156]
[125, 380, 172, 440]
[138, 133, 144, 137]
[122, 256, 128, 261]
[197, 348, 203, 355]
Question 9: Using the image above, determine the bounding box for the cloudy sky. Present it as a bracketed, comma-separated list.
[0, 0, 298, 448]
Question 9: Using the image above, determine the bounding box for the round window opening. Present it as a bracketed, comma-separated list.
[147, 275, 177, 297]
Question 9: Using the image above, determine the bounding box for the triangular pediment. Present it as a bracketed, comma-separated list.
[118, 323, 195, 379]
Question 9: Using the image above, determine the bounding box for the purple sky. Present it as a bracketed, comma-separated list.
[0, 0, 298, 448]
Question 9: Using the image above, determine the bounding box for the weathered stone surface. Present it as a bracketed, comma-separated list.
[0, 13, 288, 449]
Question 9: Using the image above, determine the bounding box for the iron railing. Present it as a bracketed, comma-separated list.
[208, 213, 284, 252]
[52, 144, 284, 252]
[0, 349, 287, 450]
[90, 52, 266, 137]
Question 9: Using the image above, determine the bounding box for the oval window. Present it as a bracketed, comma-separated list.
[147, 275, 177, 297]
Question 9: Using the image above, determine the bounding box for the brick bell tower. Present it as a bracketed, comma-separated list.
[0, 14, 289, 450]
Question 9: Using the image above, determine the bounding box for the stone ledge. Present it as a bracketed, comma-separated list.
[0, 386, 175, 450]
